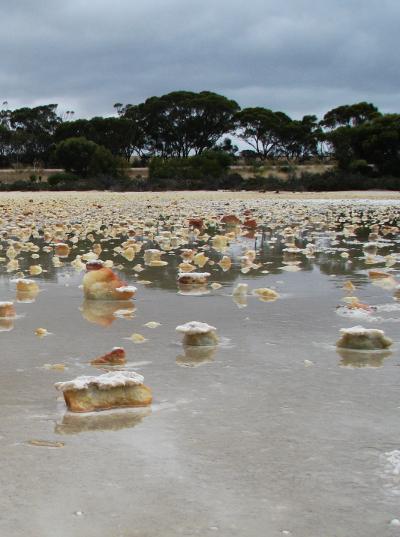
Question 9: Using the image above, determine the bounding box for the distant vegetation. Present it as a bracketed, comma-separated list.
[0, 92, 399, 190]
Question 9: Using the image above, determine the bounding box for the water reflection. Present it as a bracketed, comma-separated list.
[16, 288, 40, 303]
[177, 284, 210, 296]
[337, 348, 392, 368]
[0, 318, 14, 332]
[80, 300, 135, 327]
[55, 407, 151, 435]
[176, 345, 217, 367]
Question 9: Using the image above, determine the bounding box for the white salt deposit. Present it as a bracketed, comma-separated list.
[116, 286, 137, 293]
[11, 278, 35, 284]
[176, 321, 216, 334]
[178, 272, 211, 279]
[340, 326, 385, 336]
[55, 371, 144, 392]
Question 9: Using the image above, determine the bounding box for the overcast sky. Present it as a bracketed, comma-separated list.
[1, 0, 399, 119]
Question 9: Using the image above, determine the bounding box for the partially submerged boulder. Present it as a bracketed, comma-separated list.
[90, 347, 126, 366]
[336, 326, 393, 351]
[177, 272, 210, 285]
[55, 371, 152, 412]
[176, 321, 218, 346]
[83, 261, 136, 300]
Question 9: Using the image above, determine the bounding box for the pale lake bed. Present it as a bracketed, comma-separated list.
[0, 191, 399, 537]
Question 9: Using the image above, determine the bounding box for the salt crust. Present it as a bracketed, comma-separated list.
[55, 371, 144, 392]
[116, 286, 137, 293]
[178, 272, 210, 279]
[0, 301, 13, 306]
[340, 325, 385, 336]
[176, 321, 216, 334]
[11, 278, 35, 284]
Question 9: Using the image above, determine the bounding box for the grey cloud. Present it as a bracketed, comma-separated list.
[1, 0, 399, 119]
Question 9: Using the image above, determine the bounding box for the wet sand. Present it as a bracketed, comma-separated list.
[0, 192, 399, 537]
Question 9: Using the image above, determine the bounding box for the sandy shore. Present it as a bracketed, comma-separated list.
[0, 190, 399, 201]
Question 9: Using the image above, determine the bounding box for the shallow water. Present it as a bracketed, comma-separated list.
[0, 193, 399, 537]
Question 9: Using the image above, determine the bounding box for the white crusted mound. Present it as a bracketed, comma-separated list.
[145, 249, 162, 254]
[11, 278, 35, 284]
[116, 286, 137, 293]
[0, 301, 14, 306]
[339, 326, 385, 337]
[176, 321, 216, 334]
[337, 325, 393, 350]
[178, 272, 211, 279]
[55, 371, 144, 392]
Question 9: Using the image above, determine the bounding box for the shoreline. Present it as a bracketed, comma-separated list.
[0, 190, 399, 200]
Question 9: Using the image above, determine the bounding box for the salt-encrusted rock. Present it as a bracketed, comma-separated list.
[55, 371, 152, 412]
[83, 261, 136, 300]
[14, 278, 39, 293]
[90, 347, 126, 366]
[144, 249, 166, 265]
[177, 272, 210, 285]
[252, 288, 280, 301]
[336, 326, 393, 350]
[176, 321, 218, 346]
[54, 243, 70, 257]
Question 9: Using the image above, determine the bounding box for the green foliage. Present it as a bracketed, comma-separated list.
[235, 108, 321, 161]
[54, 137, 124, 179]
[47, 172, 79, 186]
[321, 102, 380, 129]
[0, 94, 399, 189]
[0, 104, 60, 164]
[148, 150, 232, 189]
[326, 114, 400, 176]
[123, 91, 240, 158]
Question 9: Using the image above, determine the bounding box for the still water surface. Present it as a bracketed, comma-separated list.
[0, 194, 399, 537]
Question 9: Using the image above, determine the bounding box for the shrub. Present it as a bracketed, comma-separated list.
[47, 172, 79, 186]
[54, 137, 125, 180]
[148, 151, 232, 189]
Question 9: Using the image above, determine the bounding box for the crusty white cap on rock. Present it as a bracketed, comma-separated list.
[55, 371, 144, 392]
[116, 286, 137, 293]
[176, 321, 216, 334]
[177, 272, 210, 279]
[339, 325, 385, 336]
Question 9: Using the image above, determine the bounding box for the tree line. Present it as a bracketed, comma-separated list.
[0, 91, 399, 180]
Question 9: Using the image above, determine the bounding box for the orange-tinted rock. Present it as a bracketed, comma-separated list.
[91, 347, 126, 366]
[221, 214, 241, 225]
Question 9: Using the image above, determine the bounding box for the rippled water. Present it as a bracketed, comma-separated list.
[0, 194, 399, 537]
